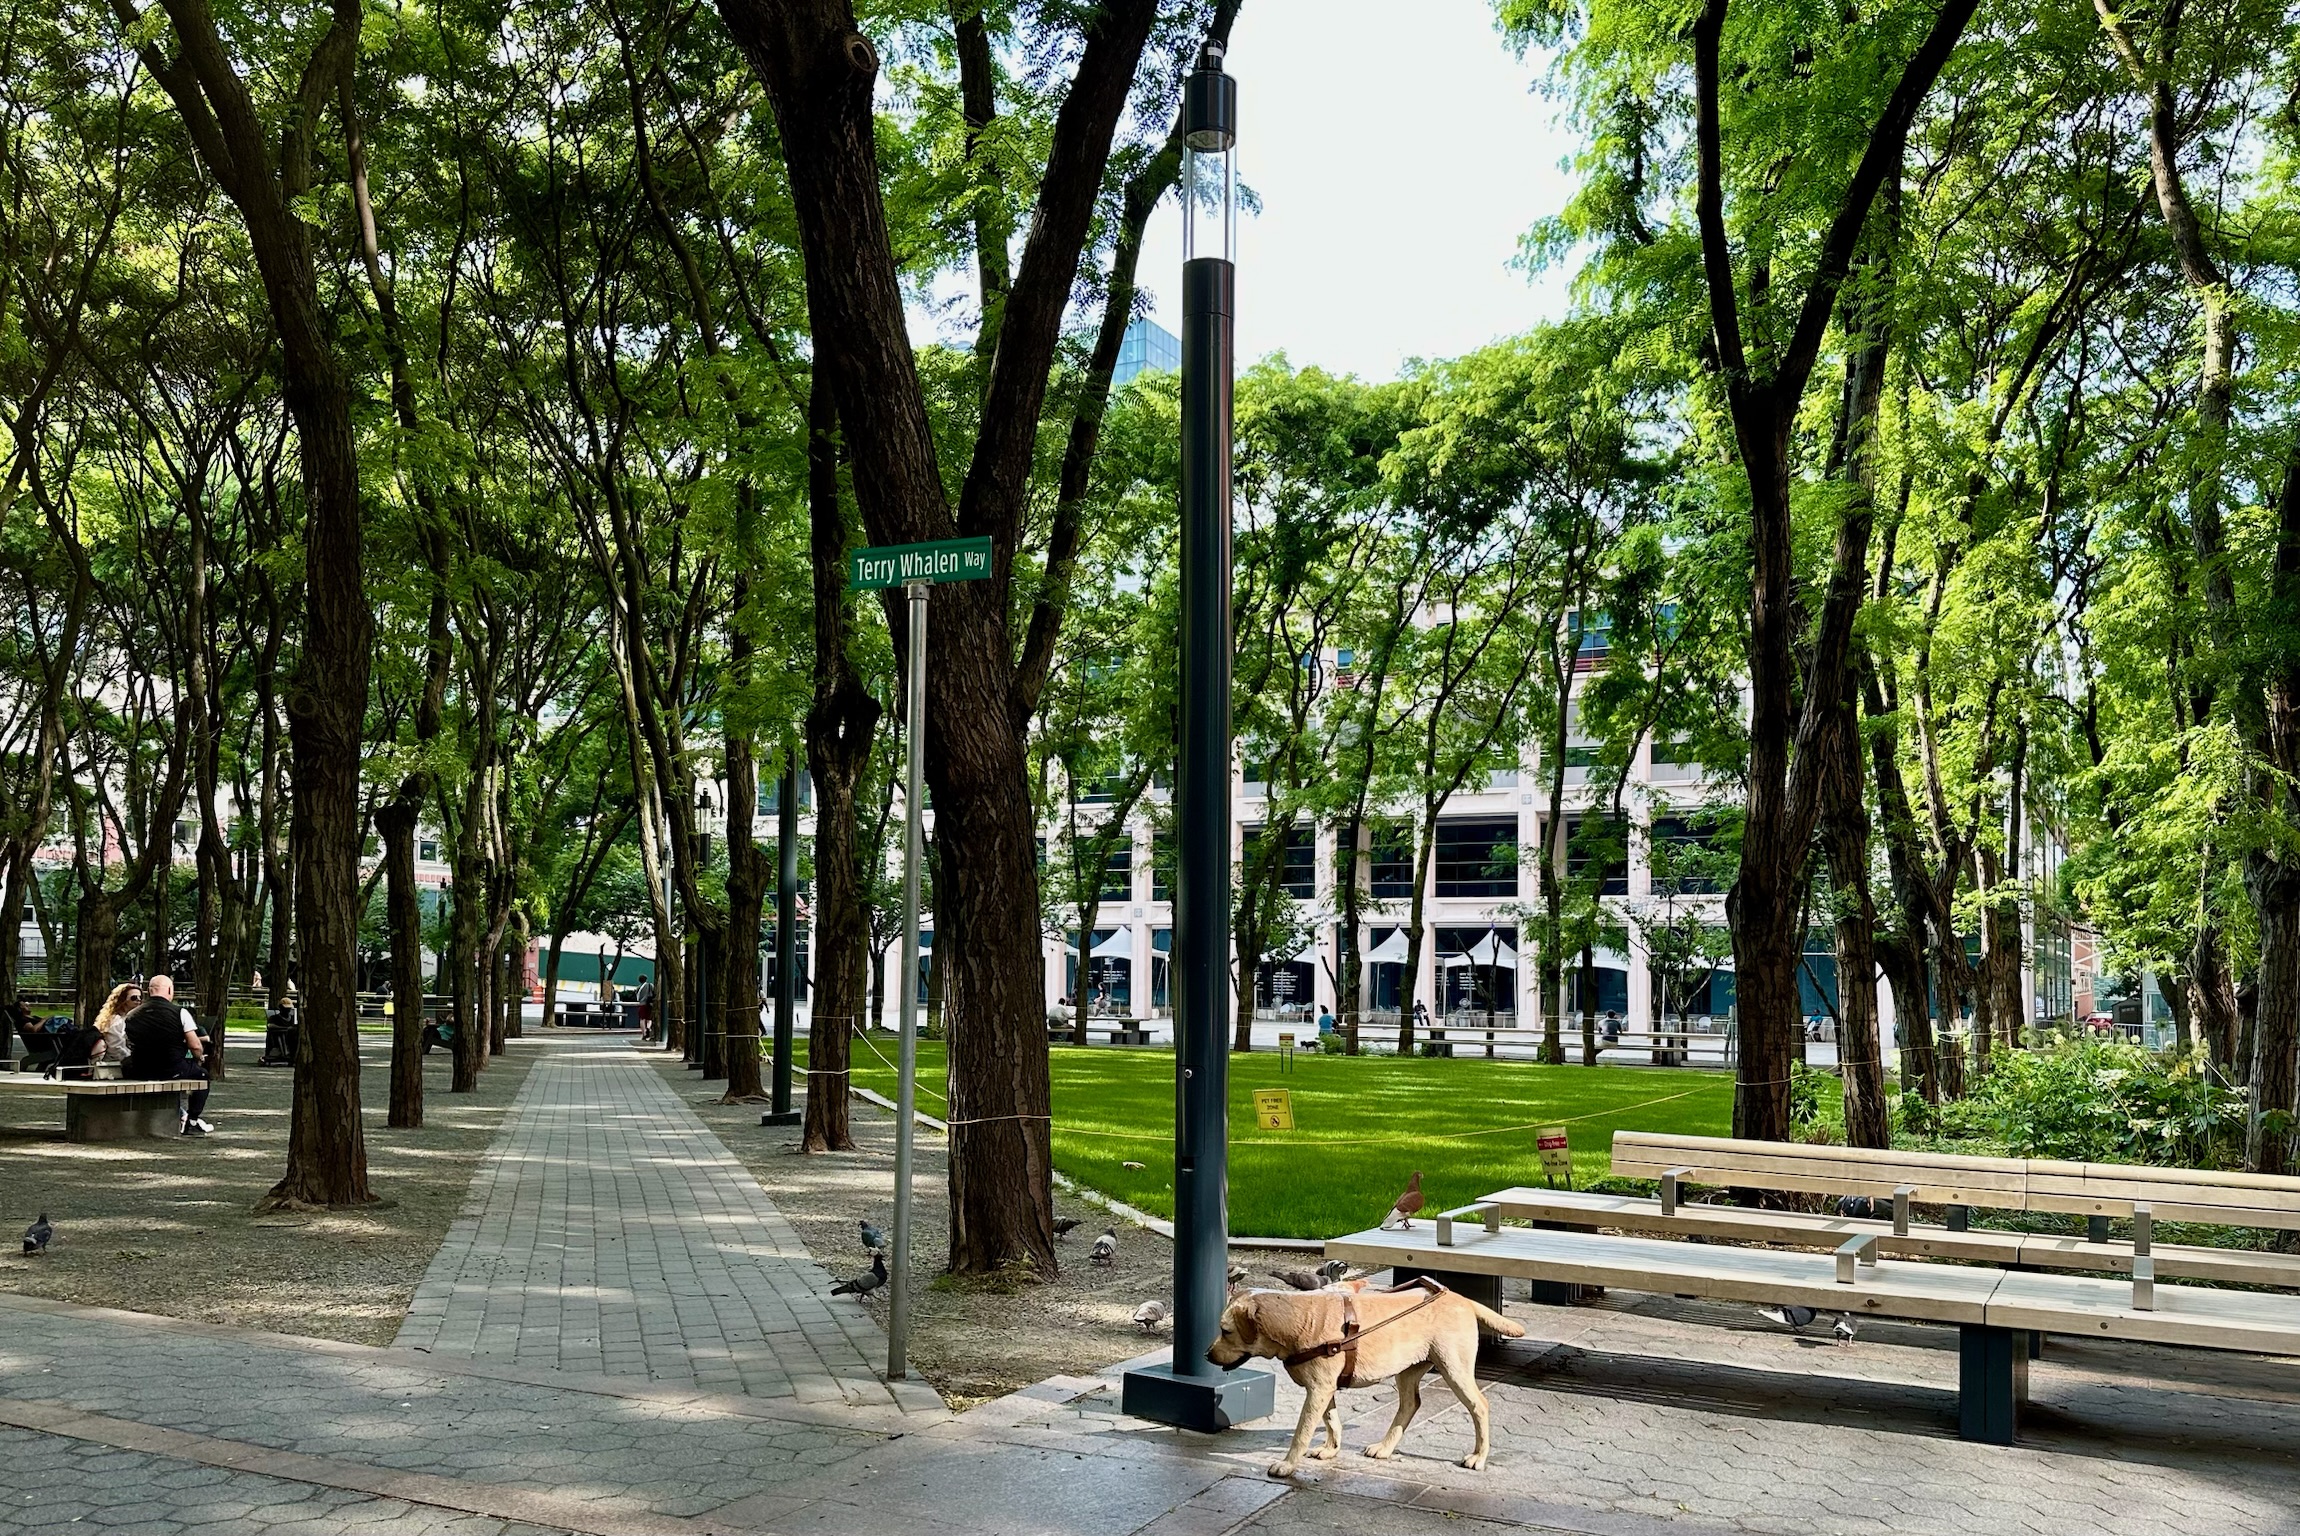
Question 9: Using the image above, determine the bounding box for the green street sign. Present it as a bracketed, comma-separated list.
[850, 536, 995, 591]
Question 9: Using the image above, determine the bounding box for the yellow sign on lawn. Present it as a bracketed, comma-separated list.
[1253, 1088, 1295, 1130]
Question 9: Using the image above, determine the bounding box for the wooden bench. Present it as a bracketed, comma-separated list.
[0, 1075, 190, 1141]
[1476, 1186, 2300, 1289]
[1609, 1130, 2300, 1235]
[1325, 1218, 2300, 1445]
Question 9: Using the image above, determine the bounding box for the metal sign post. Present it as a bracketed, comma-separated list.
[888, 580, 927, 1379]
[850, 537, 992, 1382]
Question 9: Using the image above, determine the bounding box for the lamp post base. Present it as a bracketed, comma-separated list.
[759, 1110, 802, 1126]
[1121, 1360, 1277, 1433]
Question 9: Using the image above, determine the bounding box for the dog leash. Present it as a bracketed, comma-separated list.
[1282, 1276, 1451, 1389]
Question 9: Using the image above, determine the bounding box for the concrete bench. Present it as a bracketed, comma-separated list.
[1324, 1219, 2300, 1444]
[0, 1075, 189, 1141]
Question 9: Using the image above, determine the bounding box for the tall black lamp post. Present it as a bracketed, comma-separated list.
[1121, 41, 1275, 1434]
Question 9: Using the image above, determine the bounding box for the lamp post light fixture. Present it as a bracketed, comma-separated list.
[1121, 40, 1275, 1435]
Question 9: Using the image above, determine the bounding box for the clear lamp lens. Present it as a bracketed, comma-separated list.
[1181, 145, 1235, 264]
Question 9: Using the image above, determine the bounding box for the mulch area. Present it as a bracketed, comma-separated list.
[0, 1033, 542, 1343]
[655, 1051, 1317, 1409]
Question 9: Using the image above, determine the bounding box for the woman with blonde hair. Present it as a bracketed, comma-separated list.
[90, 981, 142, 1063]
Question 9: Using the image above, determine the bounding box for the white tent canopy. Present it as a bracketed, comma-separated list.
[1090, 926, 1134, 959]
[1364, 930, 1412, 965]
[1443, 934, 1518, 970]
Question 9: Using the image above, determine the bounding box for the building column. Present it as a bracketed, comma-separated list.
[1626, 919, 1654, 1030]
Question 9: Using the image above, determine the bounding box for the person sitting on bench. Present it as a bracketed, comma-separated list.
[88, 982, 140, 1065]
[124, 976, 213, 1135]
[262, 1006, 299, 1065]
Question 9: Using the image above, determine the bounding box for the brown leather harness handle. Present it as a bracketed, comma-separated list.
[1282, 1276, 1450, 1388]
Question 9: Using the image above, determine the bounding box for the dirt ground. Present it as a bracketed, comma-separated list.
[658, 1055, 1320, 1409]
[0, 1033, 541, 1343]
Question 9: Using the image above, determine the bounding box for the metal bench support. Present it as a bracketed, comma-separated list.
[1958, 1324, 2028, 1445]
[1390, 1264, 1505, 1313]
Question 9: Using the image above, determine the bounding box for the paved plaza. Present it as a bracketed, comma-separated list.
[3, 1036, 2296, 1535]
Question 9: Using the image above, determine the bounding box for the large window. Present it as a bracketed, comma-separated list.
[1566, 815, 1628, 895]
[1246, 825, 1316, 899]
[1093, 843, 1132, 901]
[1435, 818, 1518, 898]
[1649, 815, 1723, 894]
[1569, 609, 1611, 672]
[1370, 828, 1415, 899]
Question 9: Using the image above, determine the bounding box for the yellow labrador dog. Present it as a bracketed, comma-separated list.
[1206, 1278, 1524, 1478]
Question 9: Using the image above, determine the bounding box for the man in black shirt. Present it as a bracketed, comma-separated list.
[122, 974, 214, 1135]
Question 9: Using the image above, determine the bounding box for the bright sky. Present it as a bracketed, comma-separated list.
[1131, 0, 1580, 381]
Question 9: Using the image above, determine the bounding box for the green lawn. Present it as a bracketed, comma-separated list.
[818, 1035, 1733, 1239]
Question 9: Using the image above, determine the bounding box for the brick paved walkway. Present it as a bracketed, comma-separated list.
[6, 1035, 2296, 1535]
[392, 1041, 935, 1413]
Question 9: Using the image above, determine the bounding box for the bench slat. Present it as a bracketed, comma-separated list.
[1327, 1224, 2005, 1325]
[1481, 1187, 2300, 1288]
[1613, 1131, 2300, 1230]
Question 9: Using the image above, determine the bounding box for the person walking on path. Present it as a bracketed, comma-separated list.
[123, 975, 214, 1135]
[633, 973, 656, 1040]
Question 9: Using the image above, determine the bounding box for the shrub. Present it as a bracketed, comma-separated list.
[1788, 1061, 1833, 1131]
[1931, 1039, 2247, 1169]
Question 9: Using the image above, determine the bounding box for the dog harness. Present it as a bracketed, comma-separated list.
[1282, 1276, 1450, 1389]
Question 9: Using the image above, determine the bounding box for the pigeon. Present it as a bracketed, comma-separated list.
[832, 1251, 888, 1298]
[858, 1219, 886, 1252]
[1227, 1260, 1249, 1285]
[1265, 1265, 1325, 1291]
[1382, 1172, 1425, 1230]
[22, 1213, 51, 1256]
[1132, 1299, 1170, 1332]
[1091, 1227, 1117, 1267]
[1053, 1217, 1083, 1241]
[1757, 1304, 1818, 1332]
[1832, 1315, 1859, 1344]
[1836, 1195, 1881, 1220]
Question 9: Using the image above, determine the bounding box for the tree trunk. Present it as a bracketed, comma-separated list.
[720, 0, 1175, 1276]
[2247, 860, 2300, 1175]
[131, 0, 375, 1207]
[448, 852, 485, 1094]
[1822, 707, 1890, 1149]
[2189, 919, 2241, 1072]
[1335, 819, 1364, 1057]
[1690, 0, 1970, 1140]
[379, 799, 424, 1127]
[719, 589, 768, 1102]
